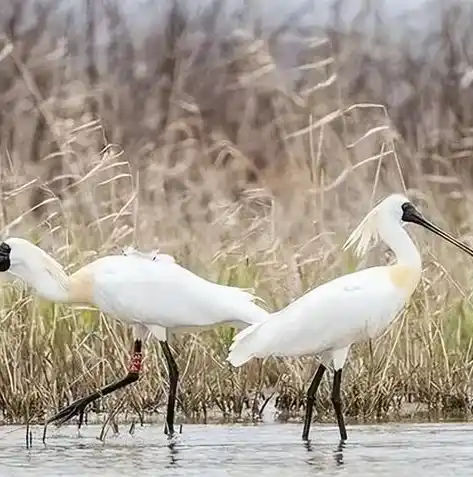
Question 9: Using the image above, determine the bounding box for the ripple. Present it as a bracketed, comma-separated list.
[0, 422, 472, 476]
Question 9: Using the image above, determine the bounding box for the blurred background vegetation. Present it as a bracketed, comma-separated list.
[2, 0, 473, 431]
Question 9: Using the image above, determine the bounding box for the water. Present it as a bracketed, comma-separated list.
[0, 422, 472, 476]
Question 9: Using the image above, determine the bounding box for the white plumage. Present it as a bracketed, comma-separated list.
[1, 239, 268, 339]
[0, 238, 269, 438]
[80, 251, 268, 340]
[227, 194, 420, 368]
[228, 266, 409, 368]
[226, 193, 473, 442]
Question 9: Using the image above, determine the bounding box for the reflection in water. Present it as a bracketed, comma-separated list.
[333, 440, 345, 466]
[166, 441, 180, 467]
[304, 437, 345, 468]
[0, 423, 472, 477]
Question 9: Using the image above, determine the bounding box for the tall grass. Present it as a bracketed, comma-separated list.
[1, 0, 473, 429]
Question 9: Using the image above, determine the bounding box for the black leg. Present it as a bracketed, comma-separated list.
[302, 364, 326, 441]
[331, 369, 347, 441]
[160, 340, 179, 436]
[42, 339, 143, 443]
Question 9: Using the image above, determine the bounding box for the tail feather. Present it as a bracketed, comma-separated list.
[233, 299, 271, 325]
[220, 284, 267, 305]
[229, 320, 262, 350]
[227, 318, 269, 367]
[217, 284, 269, 325]
[225, 288, 273, 366]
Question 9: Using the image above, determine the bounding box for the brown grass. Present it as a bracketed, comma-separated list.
[1, 0, 473, 432]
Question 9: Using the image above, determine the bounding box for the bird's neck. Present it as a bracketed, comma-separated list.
[15, 254, 72, 303]
[378, 217, 422, 269]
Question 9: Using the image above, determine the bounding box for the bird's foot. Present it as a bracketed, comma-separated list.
[164, 423, 182, 440]
[42, 366, 141, 444]
[42, 395, 94, 443]
[47, 395, 93, 427]
[165, 429, 181, 446]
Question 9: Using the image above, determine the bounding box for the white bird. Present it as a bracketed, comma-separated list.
[0, 239, 269, 440]
[226, 193, 473, 442]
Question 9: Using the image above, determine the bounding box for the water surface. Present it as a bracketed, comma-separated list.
[0, 422, 472, 476]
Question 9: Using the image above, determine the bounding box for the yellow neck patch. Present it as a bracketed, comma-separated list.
[388, 264, 421, 296]
[67, 269, 94, 304]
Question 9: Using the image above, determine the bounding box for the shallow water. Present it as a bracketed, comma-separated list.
[0, 422, 472, 476]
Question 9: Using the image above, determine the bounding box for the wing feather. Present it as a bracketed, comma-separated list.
[89, 255, 269, 330]
[227, 266, 406, 366]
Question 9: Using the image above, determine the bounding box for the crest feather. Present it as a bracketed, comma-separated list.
[343, 209, 379, 258]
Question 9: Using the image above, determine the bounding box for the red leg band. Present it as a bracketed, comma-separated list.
[128, 352, 143, 373]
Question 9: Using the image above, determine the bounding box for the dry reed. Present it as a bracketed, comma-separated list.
[1, 0, 473, 431]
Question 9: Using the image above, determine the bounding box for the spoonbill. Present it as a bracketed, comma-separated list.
[226, 193, 473, 441]
[0, 239, 269, 439]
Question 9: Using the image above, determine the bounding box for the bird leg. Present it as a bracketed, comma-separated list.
[331, 369, 347, 441]
[159, 341, 179, 436]
[302, 364, 326, 441]
[42, 339, 143, 443]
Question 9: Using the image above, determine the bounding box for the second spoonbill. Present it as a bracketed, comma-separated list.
[226, 193, 473, 442]
[0, 240, 269, 440]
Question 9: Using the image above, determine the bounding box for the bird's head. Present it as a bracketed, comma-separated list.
[342, 194, 408, 258]
[343, 193, 473, 259]
[0, 237, 66, 285]
[0, 237, 40, 278]
[0, 241, 11, 273]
